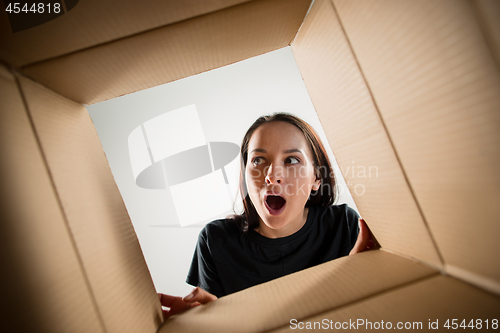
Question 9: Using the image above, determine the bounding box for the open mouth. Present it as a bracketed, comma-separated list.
[264, 195, 286, 215]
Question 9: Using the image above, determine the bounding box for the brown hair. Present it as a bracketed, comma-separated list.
[230, 113, 337, 231]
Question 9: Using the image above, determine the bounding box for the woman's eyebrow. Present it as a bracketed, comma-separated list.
[250, 148, 267, 154]
[284, 148, 303, 154]
[250, 148, 304, 154]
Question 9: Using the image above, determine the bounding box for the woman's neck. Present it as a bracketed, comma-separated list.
[255, 208, 309, 239]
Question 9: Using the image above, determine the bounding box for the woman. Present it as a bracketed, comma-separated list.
[159, 113, 373, 318]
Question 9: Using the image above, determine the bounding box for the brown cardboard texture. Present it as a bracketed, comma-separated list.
[270, 275, 500, 332]
[471, 0, 500, 67]
[160, 251, 437, 333]
[0, 65, 104, 333]
[333, 0, 500, 293]
[19, 0, 312, 104]
[0, 0, 252, 67]
[292, 0, 443, 269]
[16, 74, 163, 333]
[1, 0, 499, 332]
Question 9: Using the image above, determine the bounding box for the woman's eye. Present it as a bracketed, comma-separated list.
[252, 157, 264, 165]
[285, 156, 300, 164]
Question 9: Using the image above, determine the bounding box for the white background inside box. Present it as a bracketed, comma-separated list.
[87, 47, 358, 296]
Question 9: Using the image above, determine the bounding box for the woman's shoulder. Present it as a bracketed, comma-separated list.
[200, 218, 242, 239]
[314, 203, 359, 220]
[312, 204, 359, 240]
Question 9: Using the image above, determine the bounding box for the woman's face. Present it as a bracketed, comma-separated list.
[245, 121, 321, 238]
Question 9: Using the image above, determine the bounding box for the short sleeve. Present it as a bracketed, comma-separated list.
[347, 207, 359, 247]
[346, 206, 360, 251]
[186, 227, 225, 297]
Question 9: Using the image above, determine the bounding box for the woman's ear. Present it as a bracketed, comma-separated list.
[312, 166, 321, 191]
[312, 179, 321, 191]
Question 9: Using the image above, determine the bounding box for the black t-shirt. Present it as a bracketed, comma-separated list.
[186, 204, 359, 298]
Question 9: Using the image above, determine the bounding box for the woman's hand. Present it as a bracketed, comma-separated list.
[349, 218, 376, 255]
[158, 287, 218, 319]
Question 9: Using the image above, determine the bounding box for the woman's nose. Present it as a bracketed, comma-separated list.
[265, 165, 282, 184]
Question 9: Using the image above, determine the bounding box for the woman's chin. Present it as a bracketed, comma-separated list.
[259, 213, 293, 233]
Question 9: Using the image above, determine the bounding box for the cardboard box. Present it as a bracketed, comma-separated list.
[1, 0, 499, 332]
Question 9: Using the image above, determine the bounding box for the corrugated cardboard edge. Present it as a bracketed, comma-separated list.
[289, 0, 317, 46]
[446, 264, 500, 296]
[471, 0, 500, 70]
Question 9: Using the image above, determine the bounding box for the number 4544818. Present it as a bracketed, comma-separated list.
[5, 3, 61, 14]
[444, 319, 498, 329]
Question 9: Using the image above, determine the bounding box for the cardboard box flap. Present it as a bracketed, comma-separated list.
[292, 0, 443, 269]
[20, 0, 312, 105]
[472, 0, 500, 68]
[0, 0, 252, 67]
[0, 63, 12, 79]
[17, 75, 163, 333]
[269, 275, 500, 332]
[159, 250, 437, 333]
[0, 65, 103, 333]
[334, 0, 500, 294]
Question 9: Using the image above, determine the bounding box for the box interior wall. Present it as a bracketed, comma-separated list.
[1, 0, 499, 332]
